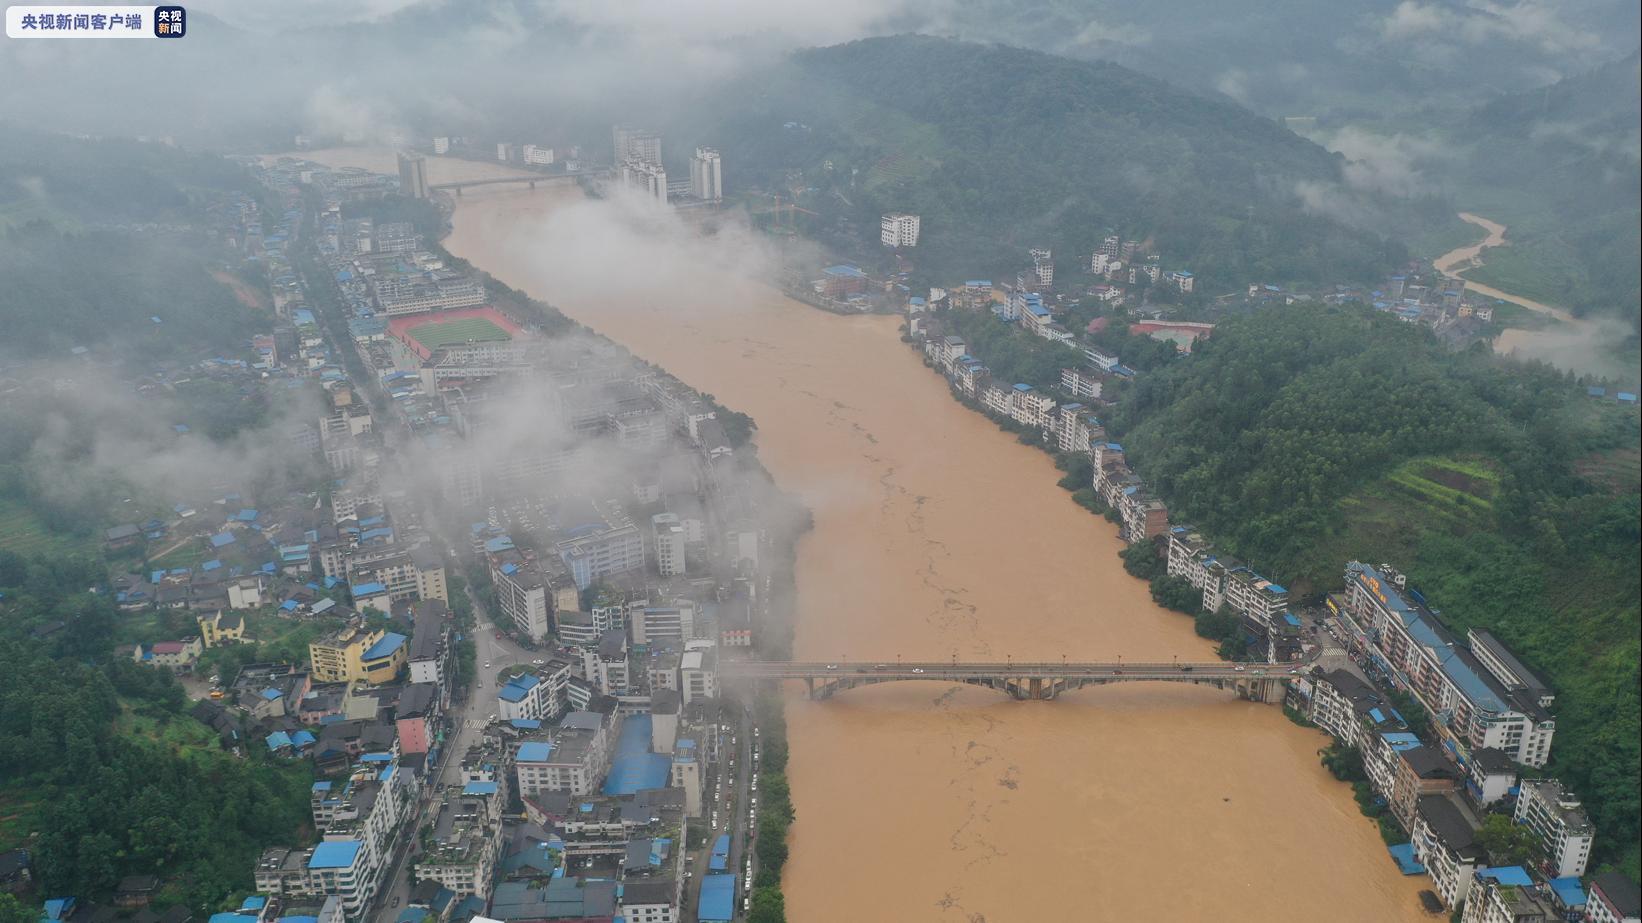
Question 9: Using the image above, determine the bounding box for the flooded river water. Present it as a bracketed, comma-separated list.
[290, 150, 1431, 921]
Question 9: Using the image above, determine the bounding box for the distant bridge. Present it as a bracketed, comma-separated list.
[721, 660, 1311, 702]
[430, 171, 608, 195]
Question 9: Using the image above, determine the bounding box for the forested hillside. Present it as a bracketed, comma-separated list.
[1109, 304, 1640, 875]
[0, 553, 314, 905]
[703, 35, 1433, 289]
[1452, 52, 1641, 331]
[0, 128, 261, 359]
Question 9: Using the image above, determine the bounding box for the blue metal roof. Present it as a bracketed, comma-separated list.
[1548, 877, 1586, 907]
[698, 875, 736, 922]
[517, 741, 554, 762]
[309, 840, 362, 869]
[362, 632, 406, 660]
[462, 781, 499, 796]
[1479, 866, 1533, 887]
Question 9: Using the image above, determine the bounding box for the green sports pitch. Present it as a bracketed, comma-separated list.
[407, 317, 511, 350]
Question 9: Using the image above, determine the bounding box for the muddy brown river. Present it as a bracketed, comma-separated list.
[290, 150, 1431, 921]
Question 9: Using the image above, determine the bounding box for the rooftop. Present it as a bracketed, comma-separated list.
[309, 839, 362, 869]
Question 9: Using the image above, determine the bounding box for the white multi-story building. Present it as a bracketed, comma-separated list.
[1006, 383, 1056, 429]
[414, 783, 504, 898]
[492, 560, 552, 642]
[1030, 248, 1053, 288]
[523, 144, 554, 166]
[880, 213, 920, 248]
[622, 160, 668, 204]
[629, 599, 697, 645]
[689, 148, 722, 201]
[557, 525, 646, 591]
[514, 711, 615, 798]
[1587, 872, 1642, 923]
[559, 606, 624, 648]
[1060, 367, 1102, 400]
[679, 642, 717, 704]
[1341, 562, 1556, 767]
[653, 513, 686, 577]
[304, 757, 417, 917]
[497, 660, 571, 722]
[1461, 868, 1556, 923]
[1514, 779, 1594, 878]
[1170, 270, 1195, 293]
[613, 126, 662, 166]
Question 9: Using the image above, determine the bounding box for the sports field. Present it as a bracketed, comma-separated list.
[407, 317, 510, 351]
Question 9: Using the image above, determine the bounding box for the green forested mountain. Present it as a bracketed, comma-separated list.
[0, 554, 314, 906]
[702, 35, 1435, 289]
[0, 129, 261, 358]
[1109, 303, 1640, 875]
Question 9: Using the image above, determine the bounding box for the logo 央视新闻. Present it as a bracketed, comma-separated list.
[153, 5, 184, 37]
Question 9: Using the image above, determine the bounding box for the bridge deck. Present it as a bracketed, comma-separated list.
[723, 661, 1302, 680]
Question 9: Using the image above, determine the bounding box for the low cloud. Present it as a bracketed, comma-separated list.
[1069, 18, 1153, 48]
[1379, 0, 1601, 55]
[1214, 69, 1252, 106]
[1324, 126, 1452, 198]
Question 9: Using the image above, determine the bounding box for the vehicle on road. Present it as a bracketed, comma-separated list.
[873, 664, 888, 671]
[825, 663, 837, 670]
[532, 658, 545, 665]
[1181, 666, 1194, 672]
[391, 898, 400, 908]
[1233, 665, 1245, 672]
[911, 667, 925, 674]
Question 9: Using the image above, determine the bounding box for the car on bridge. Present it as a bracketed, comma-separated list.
[912, 668, 925, 674]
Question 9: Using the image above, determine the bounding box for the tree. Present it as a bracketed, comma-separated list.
[1149, 575, 1201, 614]
[1476, 815, 1538, 866]
[748, 887, 786, 923]
[0, 895, 33, 923]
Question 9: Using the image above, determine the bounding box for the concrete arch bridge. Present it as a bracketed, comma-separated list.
[722, 660, 1309, 703]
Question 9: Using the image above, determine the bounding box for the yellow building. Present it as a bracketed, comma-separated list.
[308, 621, 408, 684]
[197, 610, 247, 648]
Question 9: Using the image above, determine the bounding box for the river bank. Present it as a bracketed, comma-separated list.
[289, 149, 1432, 921]
[1431, 212, 1636, 380]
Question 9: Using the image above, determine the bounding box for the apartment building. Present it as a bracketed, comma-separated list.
[1341, 562, 1556, 767]
[679, 643, 717, 704]
[557, 524, 646, 590]
[689, 148, 722, 202]
[497, 660, 572, 723]
[514, 711, 616, 798]
[414, 783, 505, 898]
[559, 605, 624, 648]
[1461, 867, 1554, 923]
[1587, 872, 1642, 923]
[1412, 794, 1485, 910]
[1060, 367, 1103, 400]
[1007, 383, 1056, 429]
[1514, 779, 1594, 878]
[308, 622, 406, 685]
[653, 513, 686, 577]
[345, 547, 447, 604]
[880, 213, 920, 248]
[492, 558, 553, 642]
[629, 599, 697, 646]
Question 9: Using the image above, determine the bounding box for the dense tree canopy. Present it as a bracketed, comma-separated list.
[1108, 303, 1640, 875]
[706, 35, 1431, 289]
[0, 559, 314, 908]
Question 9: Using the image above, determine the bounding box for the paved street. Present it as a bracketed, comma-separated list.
[370, 586, 534, 923]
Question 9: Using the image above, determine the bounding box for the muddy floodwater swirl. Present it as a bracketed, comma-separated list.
[292, 150, 1433, 921]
